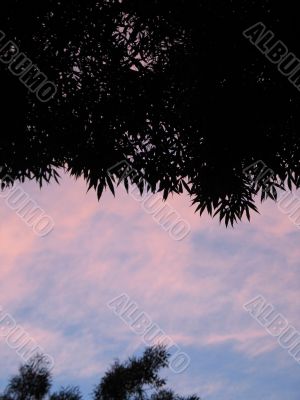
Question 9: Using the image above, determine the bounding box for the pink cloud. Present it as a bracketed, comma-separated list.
[1, 173, 299, 383]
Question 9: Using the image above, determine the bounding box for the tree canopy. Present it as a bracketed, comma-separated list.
[1, 1, 300, 225]
[0, 347, 200, 400]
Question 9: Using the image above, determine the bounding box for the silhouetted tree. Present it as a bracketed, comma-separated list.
[1, 1, 299, 225]
[1, 355, 52, 400]
[94, 346, 199, 400]
[50, 387, 82, 400]
[0, 348, 200, 400]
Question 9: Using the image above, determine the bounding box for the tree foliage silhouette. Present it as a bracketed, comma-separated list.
[1, 1, 299, 225]
[0, 348, 200, 400]
[0, 355, 52, 400]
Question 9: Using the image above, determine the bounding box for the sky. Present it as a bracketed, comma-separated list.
[0, 173, 300, 400]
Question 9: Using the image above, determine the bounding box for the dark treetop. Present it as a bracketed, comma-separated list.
[1, 1, 300, 226]
[0, 347, 200, 400]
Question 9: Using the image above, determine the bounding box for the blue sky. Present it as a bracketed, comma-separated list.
[0, 174, 299, 399]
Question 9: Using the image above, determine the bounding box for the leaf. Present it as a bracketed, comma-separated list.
[182, 180, 191, 194]
[106, 175, 115, 196]
[246, 206, 251, 221]
[97, 183, 104, 200]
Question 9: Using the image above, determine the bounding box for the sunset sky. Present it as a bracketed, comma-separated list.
[0, 174, 299, 399]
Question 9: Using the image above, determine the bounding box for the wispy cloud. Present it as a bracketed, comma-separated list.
[1, 174, 300, 399]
